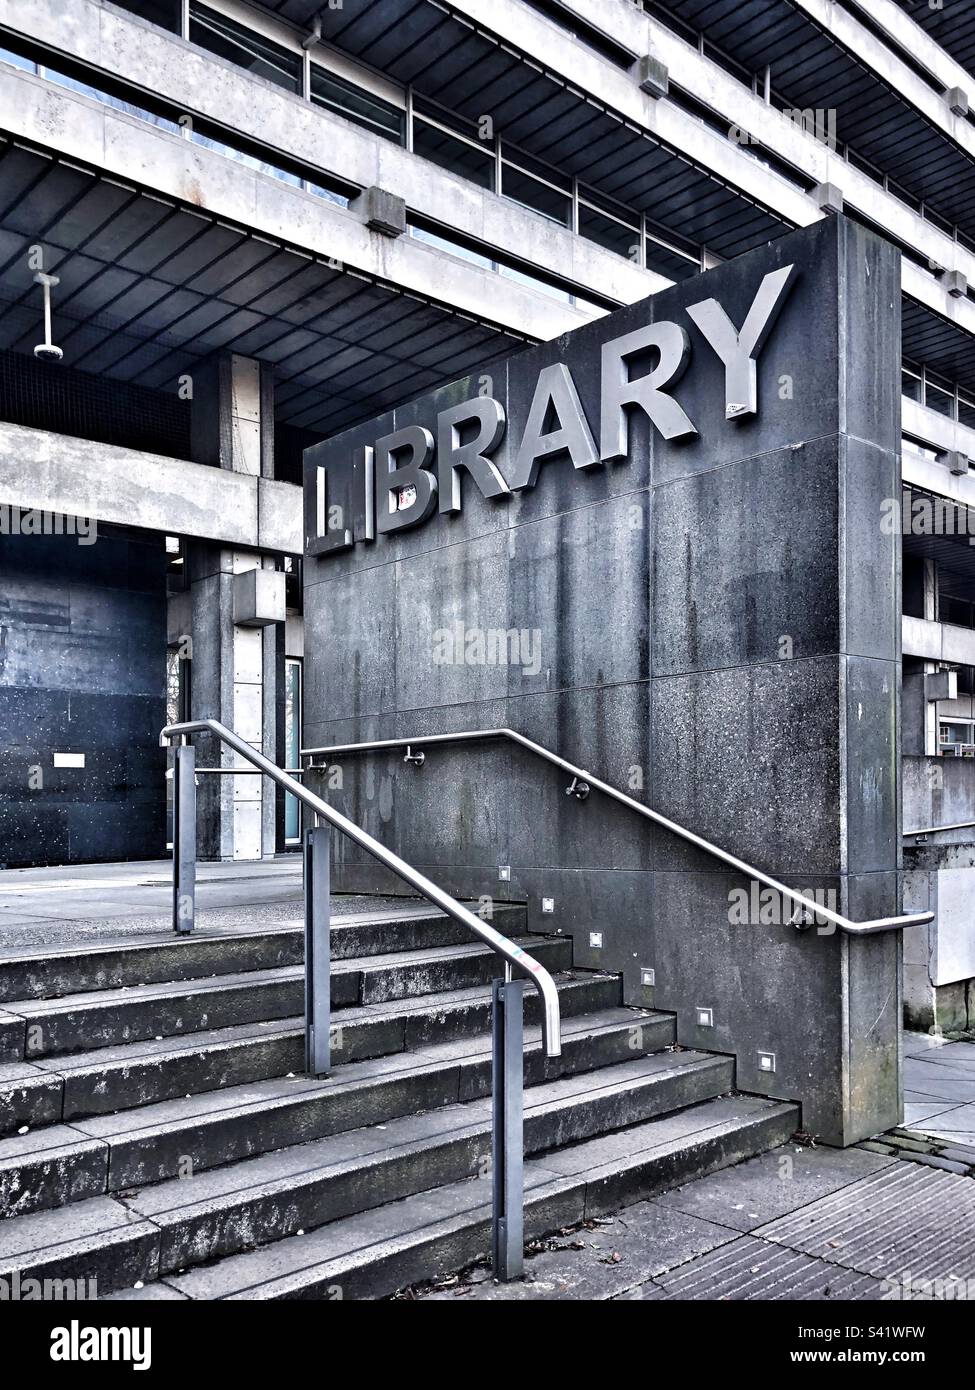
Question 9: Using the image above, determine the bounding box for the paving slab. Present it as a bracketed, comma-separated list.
[422, 1203, 739, 1300]
[651, 1142, 896, 1233]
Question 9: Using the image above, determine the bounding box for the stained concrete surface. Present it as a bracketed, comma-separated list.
[0, 856, 416, 949]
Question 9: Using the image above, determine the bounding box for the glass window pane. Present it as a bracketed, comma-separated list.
[498, 263, 572, 304]
[189, 4, 301, 94]
[901, 369, 922, 403]
[46, 69, 182, 133]
[645, 236, 699, 282]
[285, 660, 302, 841]
[925, 381, 955, 418]
[311, 67, 405, 144]
[579, 205, 640, 260]
[188, 131, 302, 186]
[0, 46, 36, 71]
[113, 0, 182, 31]
[502, 146, 571, 191]
[501, 164, 571, 225]
[413, 119, 494, 188]
[409, 226, 495, 270]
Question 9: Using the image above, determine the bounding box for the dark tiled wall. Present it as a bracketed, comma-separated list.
[0, 529, 167, 866]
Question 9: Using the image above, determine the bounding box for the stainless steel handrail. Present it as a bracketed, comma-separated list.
[160, 718, 561, 1056]
[905, 818, 975, 841]
[302, 728, 935, 937]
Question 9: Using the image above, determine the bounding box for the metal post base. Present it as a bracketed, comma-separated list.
[304, 824, 331, 1077]
[492, 976, 525, 1281]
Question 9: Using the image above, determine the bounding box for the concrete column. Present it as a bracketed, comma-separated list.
[188, 355, 283, 860]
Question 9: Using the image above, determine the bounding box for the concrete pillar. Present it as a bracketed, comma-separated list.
[188, 354, 283, 860]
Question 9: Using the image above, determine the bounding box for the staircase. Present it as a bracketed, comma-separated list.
[0, 902, 798, 1300]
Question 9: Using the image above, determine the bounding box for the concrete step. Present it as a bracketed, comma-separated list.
[0, 1044, 746, 1292]
[0, 1009, 676, 1217]
[0, 971, 630, 1130]
[98, 1095, 798, 1301]
[0, 905, 523, 1003]
[123, 1047, 731, 1277]
[1, 935, 572, 1059]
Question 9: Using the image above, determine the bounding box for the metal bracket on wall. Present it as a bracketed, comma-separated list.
[403, 746, 425, 766]
[565, 776, 590, 800]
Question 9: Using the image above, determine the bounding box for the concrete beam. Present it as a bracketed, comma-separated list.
[0, 66, 600, 345]
[847, 0, 975, 106]
[463, 0, 975, 320]
[0, 0, 659, 308]
[0, 67, 591, 343]
[792, 0, 975, 162]
[903, 616, 975, 666]
[0, 421, 302, 552]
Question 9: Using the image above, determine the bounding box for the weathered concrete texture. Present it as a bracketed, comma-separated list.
[304, 217, 904, 1145]
[0, 529, 167, 867]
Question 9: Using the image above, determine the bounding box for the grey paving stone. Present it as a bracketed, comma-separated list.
[421, 1202, 739, 1300]
[917, 1105, 975, 1143]
[904, 1101, 964, 1127]
[652, 1142, 896, 1233]
[904, 1058, 975, 1099]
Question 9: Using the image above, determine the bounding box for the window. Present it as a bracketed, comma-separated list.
[409, 225, 495, 271]
[311, 66, 405, 144]
[412, 119, 495, 188]
[939, 721, 975, 756]
[578, 189, 640, 260]
[925, 371, 955, 419]
[902, 364, 923, 403]
[187, 130, 302, 186]
[189, 4, 301, 94]
[0, 46, 35, 71]
[645, 233, 700, 282]
[941, 595, 975, 629]
[285, 660, 302, 843]
[112, 0, 182, 31]
[501, 161, 571, 226]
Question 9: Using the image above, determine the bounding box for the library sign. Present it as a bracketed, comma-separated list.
[304, 263, 796, 557]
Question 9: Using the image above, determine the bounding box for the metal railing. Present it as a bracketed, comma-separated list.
[905, 818, 975, 842]
[159, 717, 561, 1282]
[302, 727, 935, 938]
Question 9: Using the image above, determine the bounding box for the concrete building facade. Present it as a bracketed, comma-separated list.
[0, 0, 974, 1039]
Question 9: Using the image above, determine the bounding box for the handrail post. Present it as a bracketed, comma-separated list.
[172, 744, 196, 936]
[304, 823, 331, 1077]
[492, 975, 525, 1281]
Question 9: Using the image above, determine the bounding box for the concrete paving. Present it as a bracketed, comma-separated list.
[412, 1035, 975, 1301]
[903, 1030, 975, 1145]
[0, 856, 416, 949]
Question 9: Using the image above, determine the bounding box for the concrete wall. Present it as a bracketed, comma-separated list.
[0, 527, 167, 866]
[303, 216, 904, 1145]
